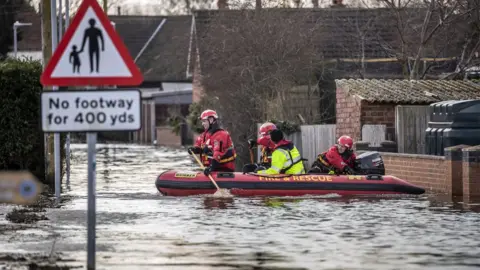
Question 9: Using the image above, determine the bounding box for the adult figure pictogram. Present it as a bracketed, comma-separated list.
[80, 18, 104, 73]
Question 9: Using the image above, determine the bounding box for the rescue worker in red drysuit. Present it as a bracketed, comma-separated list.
[309, 135, 357, 175]
[247, 122, 277, 168]
[187, 109, 237, 176]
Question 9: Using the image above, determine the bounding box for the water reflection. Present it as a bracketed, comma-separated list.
[202, 197, 235, 210]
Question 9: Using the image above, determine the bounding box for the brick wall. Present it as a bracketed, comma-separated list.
[381, 152, 447, 194]
[462, 146, 480, 202]
[192, 53, 204, 103]
[361, 102, 396, 141]
[17, 5, 42, 51]
[378, 144, 480, 202]
[335, 87, 362, 141]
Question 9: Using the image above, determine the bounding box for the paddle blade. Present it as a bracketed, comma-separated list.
[212, 189, 233, 198]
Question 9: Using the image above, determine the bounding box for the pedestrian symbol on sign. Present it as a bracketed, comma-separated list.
[40, 0, 143, 86]
[69, 18, 105, 74]
[79, 18, 105, 73]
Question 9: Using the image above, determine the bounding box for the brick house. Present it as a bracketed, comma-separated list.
[132, 15, 192, 146]
[188, 7, 463, 124]
[72, 14, 193, 145]
[335, 79, 480, 144]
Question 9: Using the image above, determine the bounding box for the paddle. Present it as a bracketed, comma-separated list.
[249, 148, 255, 164]
[188, 150, 232, 198]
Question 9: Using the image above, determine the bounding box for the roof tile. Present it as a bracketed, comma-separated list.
[193, 8, 462, 60]
[335, 79, 480, 103]
[134, 15, 192, 82]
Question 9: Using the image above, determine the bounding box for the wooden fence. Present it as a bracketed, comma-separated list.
[256, 124, 336, 169]
[395, 105, 430, 154]
[251, 106, 432, 167]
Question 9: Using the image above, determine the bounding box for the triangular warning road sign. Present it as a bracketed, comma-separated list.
[40, 0, 143, 86]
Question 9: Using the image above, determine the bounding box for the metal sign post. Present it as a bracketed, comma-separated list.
[50, 0, 61, 204]
[41, 89, 142, 269]
[40, 0, 144, 268]
[64, 0, 72, 190]
[87, 127, 97, 269]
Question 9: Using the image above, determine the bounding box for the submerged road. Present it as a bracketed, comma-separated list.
[1, 143, 480, 269]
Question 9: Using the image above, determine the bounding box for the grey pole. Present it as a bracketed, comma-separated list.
[13, 21, 32, 58]
[50, 0, 61, 202]
[86, 6, 100, 269]
[58, 0, 63, 37]
[87, 88, 97, 270]
[64, 0, 71, 189]
[13, 24, 17, 58]
[65, 0, 70, 24]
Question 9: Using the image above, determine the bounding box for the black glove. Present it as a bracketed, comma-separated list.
[254, 166, 266, 173]
[203, 166, 212, 176]
[343, 166, 355, 175]
[260, 162, 270, 168]
[248, 139, 257, 149]
[204, 159, 219, 176]
[308, 165, 321, 173]
[188, 146, 201, 155]
[203, 145, 212, 154]
[311, 160, 321, 168]
[242, 163, 258, 173]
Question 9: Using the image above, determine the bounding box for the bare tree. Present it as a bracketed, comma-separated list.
[67, 0, 124, 15]
[448, 0, 480, 78]
[195, 9, 324, 164]
[375, 0, 474, 79]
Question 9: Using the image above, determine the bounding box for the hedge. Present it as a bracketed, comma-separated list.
[0, 58, 62, 185]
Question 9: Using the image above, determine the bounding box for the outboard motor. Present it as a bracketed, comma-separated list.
[354, 151, 385, 175]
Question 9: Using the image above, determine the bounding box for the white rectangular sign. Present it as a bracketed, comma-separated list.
[41, 89, 142, 132]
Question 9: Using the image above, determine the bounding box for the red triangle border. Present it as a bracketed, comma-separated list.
[40, 0, 144, 86]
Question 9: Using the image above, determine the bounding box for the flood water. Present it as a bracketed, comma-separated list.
[1, 143, 480, 270]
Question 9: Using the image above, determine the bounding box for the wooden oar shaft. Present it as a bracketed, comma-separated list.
[189, 151, 221, 191]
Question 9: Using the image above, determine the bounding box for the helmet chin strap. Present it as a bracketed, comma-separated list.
[206, 118, 216, 131]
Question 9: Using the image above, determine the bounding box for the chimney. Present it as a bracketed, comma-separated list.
[331, 0, 345, 7]
[117, 6, 121, 15]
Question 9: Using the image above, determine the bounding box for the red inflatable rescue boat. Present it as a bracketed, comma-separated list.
[155, 151, 425, 197]
[155, 170, 425, 197]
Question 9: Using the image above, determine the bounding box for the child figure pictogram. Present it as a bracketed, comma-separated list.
[69, 45, 81, 74]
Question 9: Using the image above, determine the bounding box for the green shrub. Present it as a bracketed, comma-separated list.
[0, 58, 53, 184]
[186, 102, 205, 134]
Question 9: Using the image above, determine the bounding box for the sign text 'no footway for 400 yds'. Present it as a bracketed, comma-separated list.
[41, 90, 141, 132]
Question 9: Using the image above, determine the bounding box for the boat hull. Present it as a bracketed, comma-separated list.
[155, 170, 425, 197]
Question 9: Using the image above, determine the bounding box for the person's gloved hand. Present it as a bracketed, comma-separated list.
[343, 166, 355, 175]
[248, 139, 257, 149]
[308, 166, 321, 173]
[187, 146, 200, 155]
[242, 163, 258, 173]
[254, 166, 266, 173]
[203, 166, 212, 176]
[203, 145, 212, 154]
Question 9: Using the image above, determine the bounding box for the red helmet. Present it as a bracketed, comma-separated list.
[199, 109, 218, 120]
[258, 122, 277, 136]
[257, 136, 276, 148]
[338, 135, 353, 149]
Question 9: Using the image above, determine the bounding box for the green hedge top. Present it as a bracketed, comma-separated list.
[0, 58, 43, 169]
